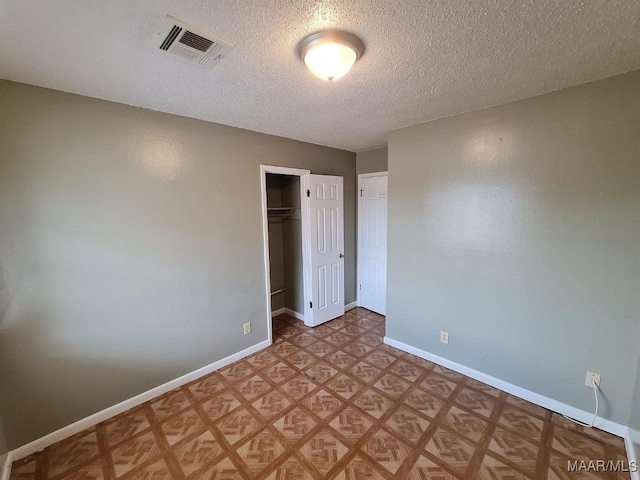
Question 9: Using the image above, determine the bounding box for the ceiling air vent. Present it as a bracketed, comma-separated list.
[151, 16, 234, 68]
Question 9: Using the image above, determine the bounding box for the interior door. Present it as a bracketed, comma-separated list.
[307, 174, 345, 326]
[358, 174, 387, 315]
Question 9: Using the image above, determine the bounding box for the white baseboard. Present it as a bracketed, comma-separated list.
[284, 308, 304, 322]
[11, 339, 270, 461]
[626, 428, 640, 480]
[0, 451, 12, 480]
[278, 304, 354, 321]
[383, 336, 628, 438]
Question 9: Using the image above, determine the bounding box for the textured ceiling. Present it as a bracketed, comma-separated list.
[1, 1, 639, 152]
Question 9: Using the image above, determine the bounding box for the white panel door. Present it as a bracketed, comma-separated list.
[307, 174, 344, 327]
[358, 174, 387, 315]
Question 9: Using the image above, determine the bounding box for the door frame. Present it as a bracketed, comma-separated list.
[260, 165, 311, 345]
[356, 171, 388, 308]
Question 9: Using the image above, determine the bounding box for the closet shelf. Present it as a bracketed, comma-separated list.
[267, 207, 295, 219]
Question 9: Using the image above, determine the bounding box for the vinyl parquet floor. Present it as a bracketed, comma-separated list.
[11, 308, 630, 479]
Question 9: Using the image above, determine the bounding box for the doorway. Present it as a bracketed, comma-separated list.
[260, 165, 346, 343]
[357, 172, 388, 315]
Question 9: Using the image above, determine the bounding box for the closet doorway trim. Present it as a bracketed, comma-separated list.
[260, 165, 311, 345]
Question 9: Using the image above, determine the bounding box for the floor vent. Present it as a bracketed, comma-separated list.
[151, 16, 234, 68]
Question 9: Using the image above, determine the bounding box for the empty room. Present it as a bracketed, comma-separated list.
[1, 1, 639, 479]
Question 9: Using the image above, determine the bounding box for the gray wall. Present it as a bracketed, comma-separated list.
[356, 147, 388, 174]
[0, 80, 356, 448]
[387, 71, 640, 425]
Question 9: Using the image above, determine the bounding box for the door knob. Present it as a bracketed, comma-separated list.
[339, 253, 344, 258]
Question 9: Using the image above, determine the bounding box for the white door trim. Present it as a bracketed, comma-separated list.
[301, 174, 312, 325]
[260, 165, 311, 344]
[356, 171, 388, 307]
[1, 452, 11, 480]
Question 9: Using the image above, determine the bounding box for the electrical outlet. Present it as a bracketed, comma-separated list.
[440, 330, 450, 344]
[585, 371, 601, 387]
[243, 322, 252, 335]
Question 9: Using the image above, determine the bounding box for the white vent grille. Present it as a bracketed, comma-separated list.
[151, 16, 234, 68]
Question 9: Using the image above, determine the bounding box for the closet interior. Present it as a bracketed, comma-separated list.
[266, 174, 304, 321]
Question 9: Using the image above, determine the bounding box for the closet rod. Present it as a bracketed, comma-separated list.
[267, 207, 295, 219]
[270, 288, 286, 296]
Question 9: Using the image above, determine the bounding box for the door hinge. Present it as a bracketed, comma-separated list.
[307, 189, 310, 197]
[359, 284, 362, 290]
[360, 189, 363, 197]
[309, 301, 313, 308]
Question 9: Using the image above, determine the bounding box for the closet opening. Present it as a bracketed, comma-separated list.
[260, 165, 346, 343]
[260, 165, 311, 344]
[267, 173, 304, 325]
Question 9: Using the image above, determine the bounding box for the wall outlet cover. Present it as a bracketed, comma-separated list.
[440, 330, 450, 344]
[243, 322, 252, 335]
[585, 371, 601, 387]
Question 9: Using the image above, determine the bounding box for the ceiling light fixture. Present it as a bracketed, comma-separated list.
[297, 30, 364, 81]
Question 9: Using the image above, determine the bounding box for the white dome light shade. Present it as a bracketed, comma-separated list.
[298, 31, 364, 81]
[304, 42, 357, 81]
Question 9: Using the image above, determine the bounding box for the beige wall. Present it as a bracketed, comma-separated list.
[387, 71, 640, 426]
[0, 80, 356, 448]
[356, 147, 388, 174]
